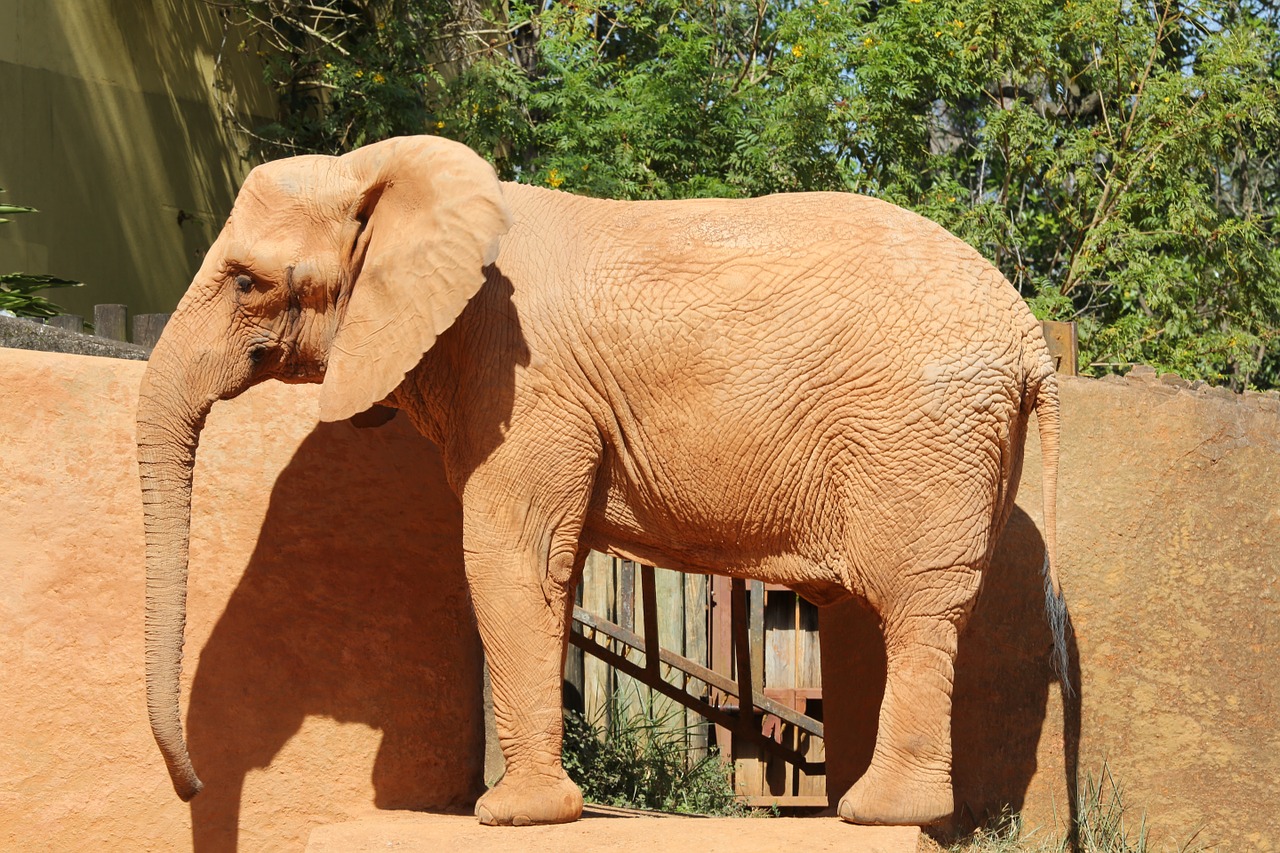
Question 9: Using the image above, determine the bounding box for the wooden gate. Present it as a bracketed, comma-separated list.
[568, 552, 827, 807]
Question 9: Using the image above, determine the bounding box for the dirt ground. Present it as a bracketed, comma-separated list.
[306, 806, 924, 852]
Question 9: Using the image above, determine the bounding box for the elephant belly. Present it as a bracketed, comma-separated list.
[578, 343, 1023, 593]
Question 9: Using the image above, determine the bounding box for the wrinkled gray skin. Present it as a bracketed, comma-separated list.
[137, 135, 1065, 828]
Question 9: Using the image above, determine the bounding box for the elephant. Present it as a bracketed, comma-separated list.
[136, 134, 1067, 828]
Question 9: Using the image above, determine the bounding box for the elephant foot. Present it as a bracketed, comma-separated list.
[837, 766, 952, 826]
[475, 772, 584, 826]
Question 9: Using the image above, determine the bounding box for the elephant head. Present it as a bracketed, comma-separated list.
[135, 136, 511, 799]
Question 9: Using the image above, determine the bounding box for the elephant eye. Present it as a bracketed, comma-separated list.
[234, 274, 254, 294]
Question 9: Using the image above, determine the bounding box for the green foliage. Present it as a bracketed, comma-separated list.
[215, 0, 1280, 389]
[0, 189, 81, 320]
[560, 692, 748, 816]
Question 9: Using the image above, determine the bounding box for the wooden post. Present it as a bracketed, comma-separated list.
[618, 559, 635, 633]
[710, 574, 734, 763]
[132, 313, 170, 350]
[1042, 320, 1078, 375]
[684, 572, 709, 761]
[46, 315, 83, 334]
[581, 551, 615, 729]
[564, 580, 585, 715]
[749, 580, 765, 695]
[93, 304, 127, 342]
[640, 565, 660, 677]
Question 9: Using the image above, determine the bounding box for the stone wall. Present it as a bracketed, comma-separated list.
[823, 372, 1280, 850]
[0, 347, 483, 851]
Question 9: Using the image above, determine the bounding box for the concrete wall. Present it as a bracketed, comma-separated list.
[823, 372, 1280, 850]
[0, 0, 270, 317]
[0, 347, 484, 852]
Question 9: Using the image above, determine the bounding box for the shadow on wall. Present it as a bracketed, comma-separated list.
[183, 419, 485, 853]
[820, 506, 1082, 839]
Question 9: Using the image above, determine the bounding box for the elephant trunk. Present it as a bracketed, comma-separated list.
[136, 330, 237, 801]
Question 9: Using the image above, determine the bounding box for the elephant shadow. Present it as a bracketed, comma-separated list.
[185, 417, 485, 853]
[820, 505, 1082, 841]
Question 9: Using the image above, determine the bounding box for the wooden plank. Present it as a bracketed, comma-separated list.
[571, 607, 822, 737]
[741, 795, 830, 808]
[1042, 320, 1079, 375]
[618, 559, 635, 632]
[764, 589, 796, 689]
[798, 597, 822, 688]
[709, 574, 733, 763]
[653, 566, 685, 736]
[797, 728, 827, 799]
[581, 551, 615, 727]
[749, 580, 765, 694]
[684, 572, 709, 761]
[735, 723, 764, 798]
[640, 565, 660, 676]
[564, 576, 585, 715]
[93, 304, 127, 341]
[46, 315, 83, 334]
[131, 313, 170, 350]
[614, 558, 643, 720]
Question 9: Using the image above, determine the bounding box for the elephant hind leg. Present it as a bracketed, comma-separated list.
[837, 564, 982, 826]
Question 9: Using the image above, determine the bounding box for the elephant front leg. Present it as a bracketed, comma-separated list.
[837, 604, 967, 826]
[465, 506, 587, 826]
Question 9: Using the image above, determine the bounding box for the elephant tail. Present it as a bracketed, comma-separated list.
[1034, 370, 1072, 696]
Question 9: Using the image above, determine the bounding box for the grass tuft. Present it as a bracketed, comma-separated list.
[945, 762, 1209, 853]
[562, 690, 751, 817]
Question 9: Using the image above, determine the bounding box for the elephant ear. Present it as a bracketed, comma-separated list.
[319, 135, 512, 423]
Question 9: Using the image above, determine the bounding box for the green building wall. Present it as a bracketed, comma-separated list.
[0, 0, 270, 318]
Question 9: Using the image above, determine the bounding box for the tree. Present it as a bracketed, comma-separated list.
[211, 0, 1280, 389]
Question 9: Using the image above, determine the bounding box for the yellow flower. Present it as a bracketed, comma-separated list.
[935, 30, 943, 37]
[436, 120, 446, 129]
[355, 70, 364, 78]
[325, 63, 333, 70]
[548, 169, 565, 188]
[952, 19, 965, 27]
[948, 196, 956, 202]
[373, 72, 385, 84]
[377, 21, 386, 30]
[791, 44, 804, 57]
[863, 37, 875, 46]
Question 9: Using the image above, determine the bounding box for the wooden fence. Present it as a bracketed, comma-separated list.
[568, 554, 827, 807]
[42, 304, 170, 350]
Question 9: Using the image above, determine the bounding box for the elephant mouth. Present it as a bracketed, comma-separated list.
[254, 336, 320, 384]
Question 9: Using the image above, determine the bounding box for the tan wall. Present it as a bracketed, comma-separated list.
[4, 344, 1278, 850]
[0, 348, 484, 852]
[823, 373, 1280, 850]
[0, 0, 270, 317]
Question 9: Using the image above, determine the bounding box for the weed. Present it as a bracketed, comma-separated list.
[561, 690, 750, 816]
[946, 762, 1209, 853]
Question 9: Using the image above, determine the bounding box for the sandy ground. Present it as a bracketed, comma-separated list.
[306, 806, 923, 852]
